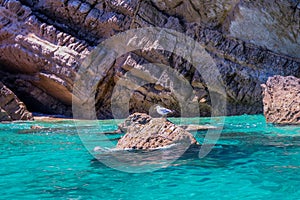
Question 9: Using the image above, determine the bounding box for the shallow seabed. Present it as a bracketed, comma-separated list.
[0, 115, 299, 200]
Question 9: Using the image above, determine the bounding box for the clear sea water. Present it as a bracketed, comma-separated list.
[1, 115, 300, 200]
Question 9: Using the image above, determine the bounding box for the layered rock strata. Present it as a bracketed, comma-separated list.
[0, 0, 299, 119]
[0, 81, 33, 121]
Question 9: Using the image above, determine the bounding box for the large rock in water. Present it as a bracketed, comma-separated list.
[116, 113, 198, 150]
[262, 76, 300, 125]
[0, 82, 33, 121]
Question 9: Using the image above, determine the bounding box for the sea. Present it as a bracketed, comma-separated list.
[1, 115, 299, 200]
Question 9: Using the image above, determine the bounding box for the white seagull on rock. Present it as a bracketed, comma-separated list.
[155, 105, 173, 117]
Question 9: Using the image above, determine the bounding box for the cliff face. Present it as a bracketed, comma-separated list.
[0, 0, 299, 119]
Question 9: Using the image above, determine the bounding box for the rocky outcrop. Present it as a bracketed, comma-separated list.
[0, 0, 90, 116]
[262, 76, 300, 125]
[0, 0, 299, 118]
[0, 81, 33, 121]
[116, 113, 198, 150]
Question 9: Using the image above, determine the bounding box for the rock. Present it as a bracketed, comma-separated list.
[179, 124, 218, 132]
[30, 125, 43, 130]
[118, 116, 218, 132]
[0, 81, 33, 121]
[262, 75, 300, 125]
[0, 0, 300, 118]
[0, 107, 10, 121]
[227, 1, 300, 59]
[102, 129, 122, 135]
[0, 0, 89, 116]
[116, 113, 198, 150]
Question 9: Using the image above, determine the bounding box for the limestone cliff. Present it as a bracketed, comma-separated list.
[0, 81, 33, 121]
[0, 0, 299, 119]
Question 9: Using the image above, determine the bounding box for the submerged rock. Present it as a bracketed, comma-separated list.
[116, 113, 199, 150]
[0, 82, 33, 121]
[30, 125, 44, 130]
[179, 124, 218, 131]
[262, 75, 300, 125]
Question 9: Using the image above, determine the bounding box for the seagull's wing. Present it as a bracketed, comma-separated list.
[160, 107, 172, 113]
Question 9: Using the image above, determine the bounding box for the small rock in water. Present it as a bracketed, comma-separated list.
[30, 125, 44, 130]
[180, 124, 218, 131]
[93, 146, 102, 152]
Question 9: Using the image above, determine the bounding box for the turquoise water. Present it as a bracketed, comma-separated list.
[1, 115, 300, 199]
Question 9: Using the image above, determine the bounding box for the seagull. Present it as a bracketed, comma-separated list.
[155, 105, 173, 117]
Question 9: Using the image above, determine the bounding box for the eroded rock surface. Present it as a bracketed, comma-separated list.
[116, 113, 198, 150]
[262, 76, 300, 125]
[0, 0, 299, 118]
[0, 81, 33, 121]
